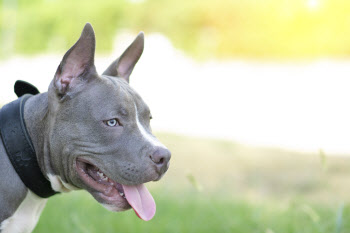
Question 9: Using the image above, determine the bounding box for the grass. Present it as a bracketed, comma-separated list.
[34, 191, 350, 233]
[33, 133, 350, 233]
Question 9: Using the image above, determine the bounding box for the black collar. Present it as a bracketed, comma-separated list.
[0, 93, 57, 198]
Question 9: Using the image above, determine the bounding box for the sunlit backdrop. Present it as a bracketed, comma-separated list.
[1, 0, 350, 232]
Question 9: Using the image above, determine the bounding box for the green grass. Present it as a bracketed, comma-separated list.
[34, 191, 350, 233]
[33, 133, 350, 233]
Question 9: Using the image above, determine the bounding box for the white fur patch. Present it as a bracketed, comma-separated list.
[134, 104, 167, 149]
[48, 174, 78, 192]
[0, 191, 47, 233]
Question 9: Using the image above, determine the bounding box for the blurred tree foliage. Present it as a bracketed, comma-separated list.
[1, 0, 350, 59]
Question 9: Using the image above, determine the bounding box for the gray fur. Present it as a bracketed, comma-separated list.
[0, 23, 170, 229]
[0, 139, 28, 223]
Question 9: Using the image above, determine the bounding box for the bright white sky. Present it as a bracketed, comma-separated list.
[307, 0, 320, 10]
[1, 33, 349, 154]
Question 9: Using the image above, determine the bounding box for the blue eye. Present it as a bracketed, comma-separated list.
[105, 119, 119, 127]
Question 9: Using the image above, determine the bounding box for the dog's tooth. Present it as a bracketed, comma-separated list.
[97, 171, 107, 179]
[97, 171, 104, 179]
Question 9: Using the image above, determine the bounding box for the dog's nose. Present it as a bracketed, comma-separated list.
[149, 147, 171, 173]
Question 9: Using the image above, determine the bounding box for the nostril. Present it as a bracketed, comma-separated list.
[149, 148, 171, 169]
[149, 154, 165, 165]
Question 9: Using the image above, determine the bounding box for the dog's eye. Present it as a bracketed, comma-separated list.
[105, 119, 120, 127]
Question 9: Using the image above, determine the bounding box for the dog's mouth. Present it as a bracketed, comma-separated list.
[75, 158, 156, 221]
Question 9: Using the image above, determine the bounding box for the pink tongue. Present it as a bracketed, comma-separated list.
[122, 184, 156, 221]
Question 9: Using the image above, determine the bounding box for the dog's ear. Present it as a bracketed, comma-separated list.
[102, 32, 144, 83]
[54, 23, 97, 97]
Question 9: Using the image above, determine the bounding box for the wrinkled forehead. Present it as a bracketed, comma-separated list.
[104, 75, 145, 103]
[84, 75, 149, 117]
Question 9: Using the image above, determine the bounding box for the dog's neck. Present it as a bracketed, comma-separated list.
[23, 93, 53, 179]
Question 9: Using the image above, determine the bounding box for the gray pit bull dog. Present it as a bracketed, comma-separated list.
[0, 23, 171, 233]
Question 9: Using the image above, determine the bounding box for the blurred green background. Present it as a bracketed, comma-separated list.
[3, 0, 350, 59]
[1, 0, 350, 232]
[35, 134, 350, 233]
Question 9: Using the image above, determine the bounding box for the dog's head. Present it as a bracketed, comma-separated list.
[46, 23, 171, 221]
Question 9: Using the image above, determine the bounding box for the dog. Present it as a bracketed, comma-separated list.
[0, 23, 171, 233]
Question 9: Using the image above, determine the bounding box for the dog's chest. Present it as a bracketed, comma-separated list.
[0, 191, 47, 233]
